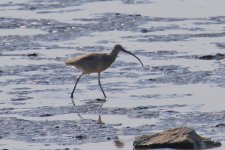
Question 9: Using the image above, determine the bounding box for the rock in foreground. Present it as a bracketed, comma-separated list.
[133, 127, 221, 149]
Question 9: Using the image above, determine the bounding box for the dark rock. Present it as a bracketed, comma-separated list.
[133, 127, 221, 149]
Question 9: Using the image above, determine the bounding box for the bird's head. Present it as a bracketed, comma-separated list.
[113, 44, 144, 67]
[113, 44, 125, 52]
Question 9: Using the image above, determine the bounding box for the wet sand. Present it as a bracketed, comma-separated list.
[1, 0, 225, 149]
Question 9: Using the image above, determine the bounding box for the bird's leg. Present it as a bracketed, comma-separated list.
[98, 73, 106, 98]
[71, 72, 84, 98]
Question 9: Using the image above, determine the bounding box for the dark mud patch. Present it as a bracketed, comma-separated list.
[195, 16, 225, 25]
[0, 0, 112, 11]
[0, 53, 38, 57]
[132, 93, 192, 99]
[0, 108, 14, 115]
[0, 117, 119, 145]
[198, 53, 225, 60]
[177, 53, 225, 60]
[147, 65, 212, 85]
[135, 50, 182, 60]
[215, 123, 225, 128]
[1, 13, 225, 54]
[0, 63, 70, 85]
[0, 13, 149, 54]
[121, 0, 151, 4]
[140, 24, 203, 33]
[126, 31, 225, 42]
[0, 103, 225, 146]
[9, 103, 188, 119]
[10, 95, 32, 101]
[8, 87, 31, 95]
[214, 42, 225, 49]
[74, 13, 147, 32]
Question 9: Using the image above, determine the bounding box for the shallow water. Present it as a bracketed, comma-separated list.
[1, 0, 225, 149]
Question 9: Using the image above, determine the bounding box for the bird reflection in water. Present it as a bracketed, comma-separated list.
[114, 136, 125, 148]
[71, 99, 127, 149]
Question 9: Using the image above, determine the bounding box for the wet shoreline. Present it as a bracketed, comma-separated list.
[1, 0, 225, 149]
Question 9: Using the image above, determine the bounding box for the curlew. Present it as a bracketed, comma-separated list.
[65, 44, 144, 98]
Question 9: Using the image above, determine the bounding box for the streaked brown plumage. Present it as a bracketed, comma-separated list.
[66, 53, 114, 74]
[65, 44, 143, 98]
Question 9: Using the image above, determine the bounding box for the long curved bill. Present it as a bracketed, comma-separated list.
[122, 49, 144, 67]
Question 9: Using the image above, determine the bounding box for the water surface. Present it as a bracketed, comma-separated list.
[1, 0, 225, 149]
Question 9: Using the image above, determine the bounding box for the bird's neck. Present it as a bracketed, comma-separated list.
[109, 49, 119, 61]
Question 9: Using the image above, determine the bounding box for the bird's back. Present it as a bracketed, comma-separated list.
[65, 53, 115, 74]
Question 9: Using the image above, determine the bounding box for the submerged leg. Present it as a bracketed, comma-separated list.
[71, 72, 84, 98]
[98, 73, 106, 98]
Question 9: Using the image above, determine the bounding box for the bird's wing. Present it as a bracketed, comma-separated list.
[65, 53, 96, 65]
